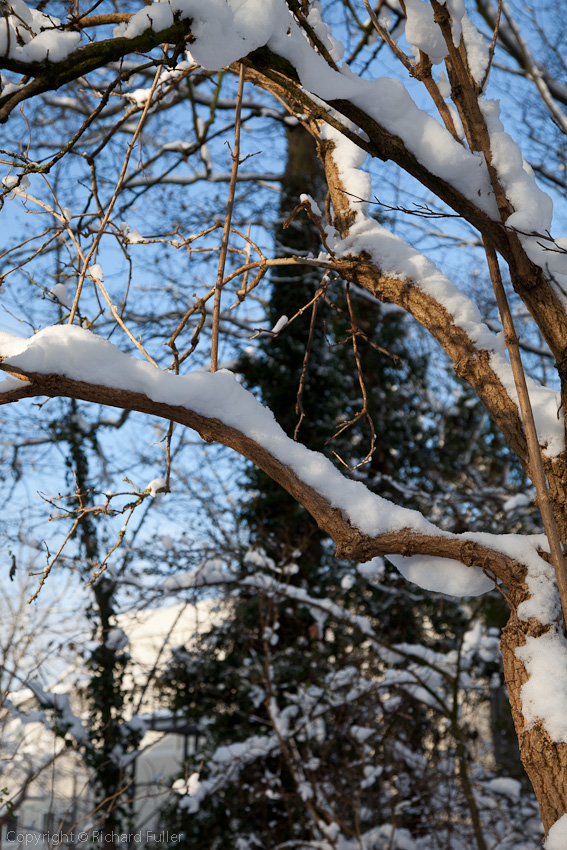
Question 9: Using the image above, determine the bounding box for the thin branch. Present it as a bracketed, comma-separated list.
[326, 284, 376, 472]
[211, 62, 246, 372]
[28, 517, 80, 603]
[294, 296, 319, 441]
[479, 0, 502, 92]
[498, 0, 567, 134]
[363, 0, 414, 72]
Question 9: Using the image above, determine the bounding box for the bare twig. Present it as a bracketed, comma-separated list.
[211, 62, 246, 372]
[294, 297, 320, 440]
[480, 0, 502, 92]
[363, 0, 414, 72]
[28, 518, 80, 603]
[327, 284, 376, 471]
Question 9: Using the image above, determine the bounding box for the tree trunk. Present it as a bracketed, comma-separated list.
[501, 579, 567, 835]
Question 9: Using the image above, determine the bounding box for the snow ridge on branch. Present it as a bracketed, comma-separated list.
[0, 324, 537, 597]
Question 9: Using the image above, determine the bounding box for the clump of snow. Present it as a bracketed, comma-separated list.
[516, 628, 567, 743]
[244, 549, 275, 569]
[113, 1, 175, 39]
[27, 681, 89, 745]
[270, 315, 288, 334]
[516, 549, 558, 624]
[446, 0, 466, 45]
[320, 124, 370, 222]
[89, 264, 104, 282]
[367, 825, 418, 850]
[173, 772, 201, 796]
[466, 531, 558, 624]
[462, 622, 499, 664]
[0, 1, 80, 64]
[105, 627, 129, 652]
[404, 0, 447, 64]
[0, 374, 26, 393]
[116, 0, 281, 72]
[299, 193, 322, 217]
[388, 553, 494, 597]
[357, 557, 385, 580]
[0, 331, 29, 357]
[340, 573, 355, 590]
[361, 763, 383, 789]
[49, 283, 73, 309]
[321, 822, 340, 841]
[483, 777, 522, 802]
[3, 174, 30, 190]
[145, 477, 167, 497]
[120, 222, 145, 244]
[545, 814, 567, 849]
[306, 1, 344, 62]
[127, 88, 152, 107]
[461, 14, 490, 86]
[163, 557, 228, 590]
[213, 736, 274, 765]
[437, 71, 451, 98]
[503, 492, 533, 513]
[482, 99, 553, 236]
[20, 30, 80, 63]
[350, 725, 374, 743]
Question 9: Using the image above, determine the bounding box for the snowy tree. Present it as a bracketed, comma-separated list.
[1, 0, 567, 845]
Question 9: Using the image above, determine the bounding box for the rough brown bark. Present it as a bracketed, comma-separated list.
[501, 584, 567, 834]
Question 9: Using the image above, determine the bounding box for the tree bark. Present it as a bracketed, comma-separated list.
[501, 586, 567, 834]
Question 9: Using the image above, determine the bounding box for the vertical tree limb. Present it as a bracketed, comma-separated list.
[211, 62, 246, 372]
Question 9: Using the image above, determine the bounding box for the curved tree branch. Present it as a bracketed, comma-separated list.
[0, 357, 523, 588]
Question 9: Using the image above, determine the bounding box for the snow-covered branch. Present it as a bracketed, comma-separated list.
[0, 326, 528, 594]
